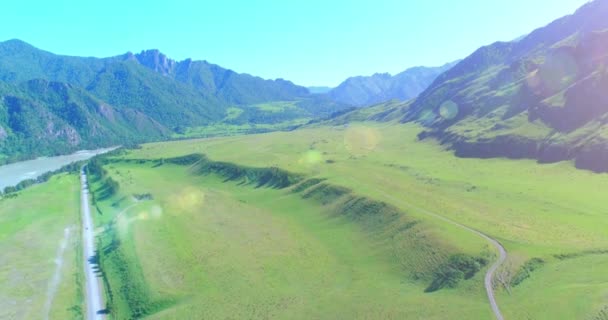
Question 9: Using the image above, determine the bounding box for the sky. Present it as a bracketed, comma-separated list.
[0, 0, 590, 87]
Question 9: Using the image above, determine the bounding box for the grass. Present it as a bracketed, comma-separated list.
[252, 101, 298, 112]
[118, 121, 608, 319]
[170, 120, 309, 139]
[170, 101, 314, 140]
[223, 107, 245, 120]
[0, 173, 83, 320]
[500, 254, 608, 320]
[90, 160, 492, 319]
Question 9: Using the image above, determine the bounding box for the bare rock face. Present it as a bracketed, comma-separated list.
[575, 143, 608, 173]
[97, 103, 116, 122]
[0, 125, 7, 140]
[452, 136, 540, 160]
[61, 126, 81, 146]
[44, 121, 81, 146]
[134, 49, 176, 76]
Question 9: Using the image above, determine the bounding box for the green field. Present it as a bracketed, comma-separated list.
[90, 161, 492, 319]
[171, 101, 313, 140]
[102, 122, 608, 319]
[171, 120, 309, 140]
[252, 101, 299, 112]
[3, 121, 605, 319]
[0, 174, 83, 320]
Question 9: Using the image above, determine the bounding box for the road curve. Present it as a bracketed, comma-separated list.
[482, 234, 507, 320]
[380, 193, 507, 320]
[81, 169, 105, 320]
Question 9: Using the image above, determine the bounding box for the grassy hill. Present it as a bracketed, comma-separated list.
[391, 0, 608, 172]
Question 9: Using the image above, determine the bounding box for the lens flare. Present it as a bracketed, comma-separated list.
[439, 100, 459, 120]
[138, 211, 149, 220]
[344, 126, 381, 156]
[116, 204, 164, 236]
[150, 205, 163, 218]
[168, 187, 206, 213]
[527, 51, 579, 96]
[299, 150, 323, 166]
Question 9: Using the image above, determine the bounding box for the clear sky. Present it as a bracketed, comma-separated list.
[0, 0, 590, 87]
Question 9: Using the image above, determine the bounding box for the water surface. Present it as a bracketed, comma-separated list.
[0, 148, 116, 190]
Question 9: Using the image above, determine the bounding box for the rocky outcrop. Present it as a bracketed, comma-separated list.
[0, 125, 7, 140]
[134, 49, 177, 76]
[452, 136, 540, 160]
[575, 143, 608, 173]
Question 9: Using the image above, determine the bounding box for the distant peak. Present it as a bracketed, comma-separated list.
[0, 38, 35, 49]
[134, 49, 176, 75]
[122, 51, 136, 61]
[2, 38, 28, 44]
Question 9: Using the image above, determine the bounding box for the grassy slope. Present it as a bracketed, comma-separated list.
[170, 101, 312, 140]
[0, 174, 83, 320]
[171, 120, 309, 140]
[91, 161, 492, 319]
[122, 122, 608, 319]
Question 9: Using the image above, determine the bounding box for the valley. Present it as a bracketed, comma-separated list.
[80, 122, 608, 319]
[1, 1, 607, 319]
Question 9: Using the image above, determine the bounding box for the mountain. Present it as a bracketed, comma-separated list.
[0, 40, 348, 164]
[354, 0, 608, 172]
[0, 40, 310, 104]
[0, 79, 168, 163]
[328, 61, 459, 107]
[132, 49, 309, 105]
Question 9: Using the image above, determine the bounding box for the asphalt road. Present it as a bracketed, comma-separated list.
[81, 169, 105, 320]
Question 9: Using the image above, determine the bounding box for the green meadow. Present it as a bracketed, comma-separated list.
[104, 122, 608, 319]
[90, 161, 492, 319]
[0, 174, 83, 320]
[12, 121, 600, 319]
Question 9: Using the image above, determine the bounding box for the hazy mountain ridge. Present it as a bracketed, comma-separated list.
[328, 61, 459, 107]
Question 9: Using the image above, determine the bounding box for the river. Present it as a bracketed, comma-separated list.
[0, 148, 116, 190]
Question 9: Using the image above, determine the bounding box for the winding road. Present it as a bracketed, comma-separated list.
[482, 234, 507, 320]
[381, 192, 507, 320]
[81, 169, 105, 320]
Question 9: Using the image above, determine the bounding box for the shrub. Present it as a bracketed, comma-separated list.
[511, 258, 544, 286]
[426, 254, 488, 292]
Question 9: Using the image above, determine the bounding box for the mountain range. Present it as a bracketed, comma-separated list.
[0, 40, 353, 164]
[3, 0, 608, 173]
[327, 61, 459, 106]
[328, 0, 608, 172]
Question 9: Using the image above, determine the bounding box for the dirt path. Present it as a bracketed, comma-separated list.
[81, 169, 105, 320]
[42, 227, 71, 320]
[483, 234, 507, 320]
[380, 192, 507, 320]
